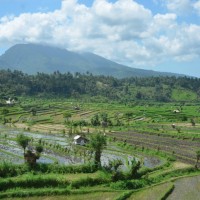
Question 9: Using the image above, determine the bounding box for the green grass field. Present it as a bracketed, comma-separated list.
[4, 192, 122, 200]
[168, 175, 200, 200]
[1, 97, 200, 199]
[127, 182, 174, 200]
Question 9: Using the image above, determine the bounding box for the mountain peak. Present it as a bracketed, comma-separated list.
[0, 43, 183, 78]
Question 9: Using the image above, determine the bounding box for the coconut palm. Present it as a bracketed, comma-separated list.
[16, 134, 30, 155]
[89, 133, 106, 168]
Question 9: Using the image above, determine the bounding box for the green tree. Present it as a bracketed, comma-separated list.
[78, 120, 88, 132]
[16, 134, 30, 155]
[17, 134, 44, 166]
[63, 112, 72, 121]
[135, 91, 143, 99]
[2, 108, 9, 115]
[124, 112, 134, 125]
[89, 133, 107, 168]
[108, 159, 123, 181]
[100, 112, 108, 122]
[24, 144, 43, 166]
[129, 159, 141, 179]
[30, 108, 37, 116]
[191, 118, 196, 126]
[91, 114, 101, 126]
[35, 144, 43, 154]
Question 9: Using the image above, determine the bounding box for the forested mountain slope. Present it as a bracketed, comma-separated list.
[0, 44, 183, 78]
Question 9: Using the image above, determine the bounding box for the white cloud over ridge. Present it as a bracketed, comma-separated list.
[0, 0, 200, 68]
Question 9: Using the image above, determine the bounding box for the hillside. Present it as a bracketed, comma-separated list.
[0, 70, 198, 102]
[0, 44, 183, 78]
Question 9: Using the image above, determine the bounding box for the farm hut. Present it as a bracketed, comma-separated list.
[171, 124, 176, 128]
[6, 98, 15, 105]
[173, 109, 180, 113]
[74, 135, 88, 146]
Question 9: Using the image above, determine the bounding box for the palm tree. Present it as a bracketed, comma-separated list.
[89, 133, 107, 168]
[129, 158, 141, 179]
[35, 144, 43, 154]
[17, 134, 44, 166]
[16, 134, 30, 155]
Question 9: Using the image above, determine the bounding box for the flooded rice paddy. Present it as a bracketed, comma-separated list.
[0, 125, 162, 169]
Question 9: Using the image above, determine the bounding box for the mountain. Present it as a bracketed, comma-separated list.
[0, 44, 183, 78]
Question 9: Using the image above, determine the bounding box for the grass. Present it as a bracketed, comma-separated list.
[3, 191, 122, 200]
[168, 175, 200, 200]
[1, 98, 200, 199]
[1, 171, 102, 183]
[127, 182, 174, 200]
[148, 161, 192, 178]
[0, 171, 110, 191]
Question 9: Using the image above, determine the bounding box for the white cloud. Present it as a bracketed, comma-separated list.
[0, 0, 200, 68]
[164, 0, 193, 15]
[194, 0, 200, 15]
[148, 13, 177, 36]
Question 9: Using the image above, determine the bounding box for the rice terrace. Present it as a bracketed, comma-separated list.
[1, 0, 200, 198]
[1, 72, 200, 200]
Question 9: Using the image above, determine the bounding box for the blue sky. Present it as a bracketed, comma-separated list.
[0, 0, 61, 16]
[0, 0, 200, 77]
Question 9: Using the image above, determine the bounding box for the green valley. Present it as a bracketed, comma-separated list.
[0, 70, 200, 200]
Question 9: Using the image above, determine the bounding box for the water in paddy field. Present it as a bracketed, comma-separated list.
[0, 126, 162, 168]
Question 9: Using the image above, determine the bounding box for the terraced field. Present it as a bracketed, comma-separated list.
[168, 175, 200, 199]
[108, 131, 200, 166]
[0, 126, 163, 170]
[128, 182, 174, 200]
[3, 192, 122, 200]
[1, 99, 200, 199]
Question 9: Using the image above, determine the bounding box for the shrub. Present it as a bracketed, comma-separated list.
[110, 179, 148, 190]
[71, 176, 109, 188]
[116, 191, 133, 200]
[0, 163, 97, 178]
[0, 163, 29, 178]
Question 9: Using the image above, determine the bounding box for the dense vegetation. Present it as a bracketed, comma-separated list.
[1, 69, 200, 199]
[0, 69, 199, 102]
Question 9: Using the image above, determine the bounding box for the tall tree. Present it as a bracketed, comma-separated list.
[89, 133, 107, 168]
[16, 134, 30, 155]
[91, 114, 101, 126]
[129, 159, 141, 179]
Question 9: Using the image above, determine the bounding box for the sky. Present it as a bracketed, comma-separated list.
[0, 0, 200, 77]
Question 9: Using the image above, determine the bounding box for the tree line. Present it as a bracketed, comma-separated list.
[0, 69, 200, 102]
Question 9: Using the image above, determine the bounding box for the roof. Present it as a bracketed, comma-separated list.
[74, 135, 81, 140]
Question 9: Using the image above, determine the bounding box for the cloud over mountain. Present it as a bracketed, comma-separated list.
[0, 0, 200, 69]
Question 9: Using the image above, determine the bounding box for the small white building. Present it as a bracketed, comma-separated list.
[6, 98, 15, 105]
[173, 109, 180, 113]
[73, 135, 88, 146]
